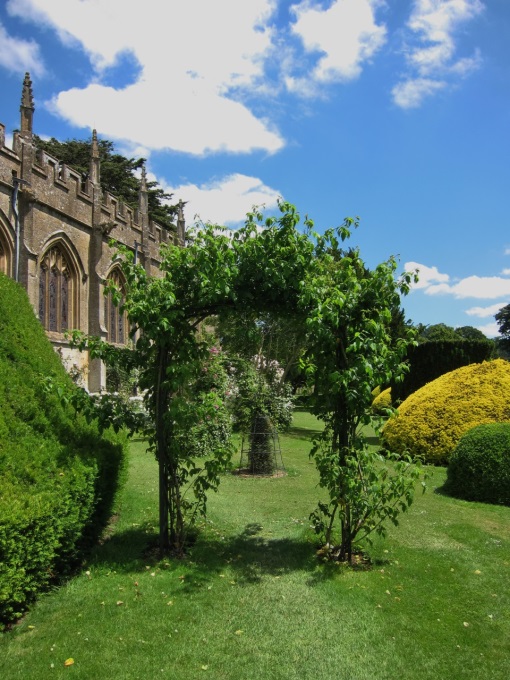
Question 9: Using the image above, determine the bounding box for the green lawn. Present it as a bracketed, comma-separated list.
[1, 411, 509, 679]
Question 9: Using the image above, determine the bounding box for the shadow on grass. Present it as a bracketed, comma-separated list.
[189, 523, 318, 585]
[87, 525, 156, 572]
[86, 521, 324, 585]
[285, 425, 323, 441]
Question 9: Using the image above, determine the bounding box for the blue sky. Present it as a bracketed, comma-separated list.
[1, 0, 509, 335]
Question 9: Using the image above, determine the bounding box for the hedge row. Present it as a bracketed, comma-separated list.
[0, 274, 128, 628]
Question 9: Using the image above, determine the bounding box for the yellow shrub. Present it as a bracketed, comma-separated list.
[372, 387, 392, 414]
[382, 359, 510, 464]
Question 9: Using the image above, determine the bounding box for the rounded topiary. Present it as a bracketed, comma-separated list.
[372, 387, 391, 415]
[445, 423, 510, 505]
[382, 359, 510, 464]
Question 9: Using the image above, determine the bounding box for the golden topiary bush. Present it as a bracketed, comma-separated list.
[372, 387, 392, 414]
[382, 359, 510, 464]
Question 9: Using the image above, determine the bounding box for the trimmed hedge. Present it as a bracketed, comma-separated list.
[0, 274, 128, 628]
[444, 423, 510, 506]
[382, 359, 510, 464]
[372, 387, 392, 415]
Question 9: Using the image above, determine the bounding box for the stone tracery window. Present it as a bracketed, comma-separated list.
[0, 240, 6, 275]
[0, 229, 11, 276]
[39, 245, 76, 332]
[104, 268, 128, 345]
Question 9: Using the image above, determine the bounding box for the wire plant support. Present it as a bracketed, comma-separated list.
[237, 412, 286, 476]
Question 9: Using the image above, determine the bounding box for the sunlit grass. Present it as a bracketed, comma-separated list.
[1, 412, 509, 679]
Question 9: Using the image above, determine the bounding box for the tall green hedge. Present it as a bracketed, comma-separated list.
[0, 274, 128, 629]
[392, 339, 494, 402]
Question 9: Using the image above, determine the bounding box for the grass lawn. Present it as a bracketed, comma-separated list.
[1, 411, 509, 679]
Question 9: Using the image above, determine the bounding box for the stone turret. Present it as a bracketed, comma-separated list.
[139, 164, 148, 215]
[88, 128, 106, 392]
[176, 199, 186, 246]
[89, 128, 101, 187]
[138, 163, 151, 274]
[19, 72, 34, 140]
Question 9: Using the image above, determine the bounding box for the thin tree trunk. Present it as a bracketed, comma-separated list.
[155, 345, 170, 554]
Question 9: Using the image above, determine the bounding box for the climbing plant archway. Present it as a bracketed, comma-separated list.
[74, 202, 419, 561]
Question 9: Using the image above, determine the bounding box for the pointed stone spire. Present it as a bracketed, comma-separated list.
[89, 129, 101, 186]
[177, 199, 186, 245]
[20, 72, 34, 138]
[138, 162, 148, 216]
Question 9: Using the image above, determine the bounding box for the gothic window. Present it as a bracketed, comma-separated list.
[39, 246, 76, 332]
[104, 269, 128, 345]
[0, 240, 6, 275]
[0, 229, 11, 276]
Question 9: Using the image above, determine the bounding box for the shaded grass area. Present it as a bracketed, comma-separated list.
[1, 412, 509, 679]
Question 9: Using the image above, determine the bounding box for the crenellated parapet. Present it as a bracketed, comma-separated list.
[0, 125, 178, 264]
[0, 73, 185, 392]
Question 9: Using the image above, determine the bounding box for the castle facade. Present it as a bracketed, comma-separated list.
[0, 74, 184, 391]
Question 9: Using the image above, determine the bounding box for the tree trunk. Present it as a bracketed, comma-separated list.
[155, 345, 171, 554]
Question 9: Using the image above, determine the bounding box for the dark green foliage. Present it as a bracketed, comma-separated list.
[392, 339, 495, 402]
[495, 304, 510, 338]
[455, 326, 488, 341]
[34, 135, 178, 232]
[0, 274, 128, 629]
[174, 347, 232, 459]
[226, 357, 294, 435]
[419, 323, 461, 342]
[248, 412, 275, 474]
[445, 423, 510, 505]
[495, 304, 510, 356]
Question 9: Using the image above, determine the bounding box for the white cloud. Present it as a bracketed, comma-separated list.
[163, 173, 281, 226]
[505, 248, 510, 256]
[0, 21, 44, 76]
[392, 77, 447, 109]
[501, 268, 510, 276]
[426, 275, 510, 299]
[466, 302, 508, 318]
[287, 0, 386, 95]
[474, 322, 499, 338]
[404, 261, 449, 290]
[7, 0, 284, 155]
[392, 0, 484, 108]
[49, 80, 283, 156]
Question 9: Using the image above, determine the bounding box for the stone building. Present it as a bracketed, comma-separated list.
[0, 73, 184, 391]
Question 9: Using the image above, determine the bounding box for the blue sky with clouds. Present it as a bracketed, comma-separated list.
[1, 0, 509, 335]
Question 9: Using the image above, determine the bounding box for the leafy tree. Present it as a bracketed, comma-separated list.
[495, 304, 510, 358]
[455, 326, 488, 341]
[34, 135, 178, 232]
[216, 309, 307, 388]
[301, 228, 423, 562]
[418, 323, 460, 342]
[495, 304, 510, 339]
[226, 357, 294, 435]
